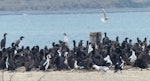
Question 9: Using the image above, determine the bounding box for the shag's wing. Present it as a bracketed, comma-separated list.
[15, 40, 20, 46]
[0, 39, 5, 48]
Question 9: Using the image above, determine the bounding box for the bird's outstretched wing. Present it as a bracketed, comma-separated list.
[101, 7, 107, 18]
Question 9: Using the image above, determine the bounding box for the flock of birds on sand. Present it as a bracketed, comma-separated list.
[0, 8, 148, 73]
[0, 32, 150, 73]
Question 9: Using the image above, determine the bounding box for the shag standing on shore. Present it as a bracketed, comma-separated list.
[0, 33, 7, 49]
[15, 36, 24, 49]
[63, 33, 69, 47]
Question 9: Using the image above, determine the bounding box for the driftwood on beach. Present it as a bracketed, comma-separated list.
[90, 32, 102, 44]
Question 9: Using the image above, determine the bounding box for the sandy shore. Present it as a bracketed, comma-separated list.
[0, 67, 150, 81]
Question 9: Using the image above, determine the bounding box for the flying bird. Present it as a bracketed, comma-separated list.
[101, 7, 109, 23]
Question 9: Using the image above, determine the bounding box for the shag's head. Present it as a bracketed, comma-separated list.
[20, 36, 24, 40]
[64, 33, 67, 36]
[4, 33, 7, 36]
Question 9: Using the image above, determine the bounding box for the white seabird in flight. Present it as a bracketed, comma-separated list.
[101, 7, 109, 23]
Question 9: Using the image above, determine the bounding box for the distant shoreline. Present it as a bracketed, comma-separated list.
[0, 8, 150, 15]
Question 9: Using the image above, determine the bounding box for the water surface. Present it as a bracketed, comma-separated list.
[0, 12, 149, 48]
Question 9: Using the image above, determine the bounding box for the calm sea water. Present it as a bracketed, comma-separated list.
[0, 11, 150, 48]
